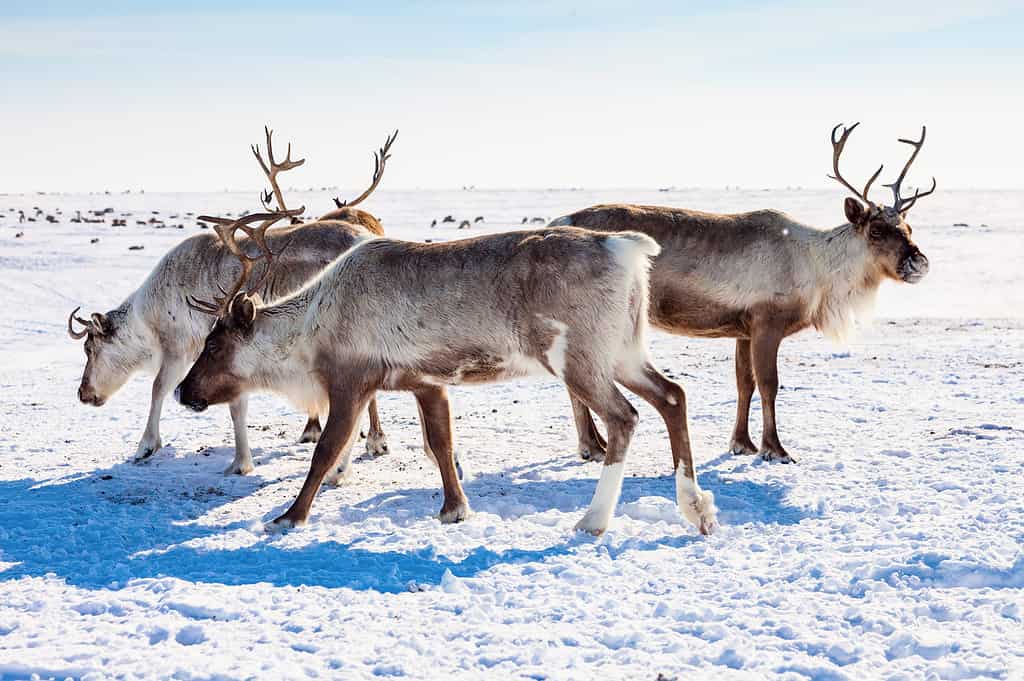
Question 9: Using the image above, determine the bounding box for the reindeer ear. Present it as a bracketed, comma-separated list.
[844, 197, 868, 226]
[229, 294, 257, 329]
[90, 313, 108, 335]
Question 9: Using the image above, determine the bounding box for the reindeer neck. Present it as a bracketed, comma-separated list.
[809, 223, 882, 341]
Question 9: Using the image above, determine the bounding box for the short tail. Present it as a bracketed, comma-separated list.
[604, 231, 661, 261]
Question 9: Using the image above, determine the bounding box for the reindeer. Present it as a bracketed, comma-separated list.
[551, 123, 934, 463]
[68, 127, 398, 472]
[174, 213, 718, 536]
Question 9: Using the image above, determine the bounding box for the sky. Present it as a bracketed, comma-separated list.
[1, 1, 1022, 192]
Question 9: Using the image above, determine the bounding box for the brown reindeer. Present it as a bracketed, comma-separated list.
[551, 123, 934, 463]
[175, 212, 718, 536]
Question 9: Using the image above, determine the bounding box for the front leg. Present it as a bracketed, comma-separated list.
[751, 326, 794, 463]
[134, 357, 188, 462]
[271, 387, 371, 529]
[363, 397, 389, 456]
[225, 396, 254, 475]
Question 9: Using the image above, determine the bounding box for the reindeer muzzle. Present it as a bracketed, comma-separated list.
[174, 384, 208, 412]
[900, 254, 929, 284]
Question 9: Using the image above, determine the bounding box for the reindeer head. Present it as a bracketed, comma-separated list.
[176, 293, 262, 411]
[174, 210, 299, 412]
[829, 123, 935, 284]
[68, 306, 144, 406]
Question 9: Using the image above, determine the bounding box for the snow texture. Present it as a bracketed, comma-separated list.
[0, 188, 1021, 680]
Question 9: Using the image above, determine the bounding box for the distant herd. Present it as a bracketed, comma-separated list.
[66, 123, 935, 536]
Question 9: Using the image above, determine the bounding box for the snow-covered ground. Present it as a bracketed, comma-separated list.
[0, 188, 1021, 680]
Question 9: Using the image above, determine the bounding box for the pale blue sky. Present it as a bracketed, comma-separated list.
[2, 1, 1021, 191]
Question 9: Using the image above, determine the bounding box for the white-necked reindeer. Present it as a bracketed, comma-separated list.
[69, 127, 397, 472]
[175, 212, 718, 536]
[552, 123, 934, 463]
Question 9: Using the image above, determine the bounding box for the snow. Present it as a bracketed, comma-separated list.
[1, 187, 1022, 680]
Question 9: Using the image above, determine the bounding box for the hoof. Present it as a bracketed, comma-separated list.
[364, 432, 388, 457]
[267, 514, 306, 532]
[224, 458, 254, 476]
[324, 464, 352, 487]
[729, 438, 758, 456]
[760, 449, 796, 464]
[298, 429, 321, 444]
[133, 440, 162, 462]
[573, 514, 607, 536]
[680, 489, 719, 536]
[439, 500, 471, 524]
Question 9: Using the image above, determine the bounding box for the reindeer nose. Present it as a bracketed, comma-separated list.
[79, 383, 93, 403]
[175, 384, 208, 412]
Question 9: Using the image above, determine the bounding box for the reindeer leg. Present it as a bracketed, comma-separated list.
[751, 326, 794, 463]
[298, 414, 322, 443]
[414, 385, 470, 523]
[730, 338, 758, 455]
[225, 395, 254, 475]
[363, 397, 389, 456]
[135, 357, 187, 462]
[618, 361, 717, 535]
[270, 387, 370, 529]
[568, 372, 638, 536]
[569, 391, 607, 462]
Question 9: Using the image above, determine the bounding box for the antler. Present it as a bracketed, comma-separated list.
[67, 306, 93, 339]
[883, 126, 936, 213]
[251, 126, 305, 214]
[187, 208, 303, 317]
[827, 122, 884, 205]
[332, 129, 398, 209]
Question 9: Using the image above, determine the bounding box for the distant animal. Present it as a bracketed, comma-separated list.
[551, 123, 934, 464]
[68, 127, 398, 473]
[127, 245, 144, 250]
[176, 219, 716, 536]
[474, 216, 484, 223]
[430, 219, 437, 228]
[521, 217, 528, 224]
[529, 217, 546, 224]
[442, 215, 455, 223]
[458, 220, 471, 229]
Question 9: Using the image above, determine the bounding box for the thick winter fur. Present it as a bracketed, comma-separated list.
[72, 208, 389, 470]
[177, 227, 714, 535]
[552, 201, 929, 462]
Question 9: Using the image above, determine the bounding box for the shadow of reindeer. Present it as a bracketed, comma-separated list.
[0, 449, 814, 594]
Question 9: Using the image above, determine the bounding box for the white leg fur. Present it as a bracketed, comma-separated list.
[575, 462, 625, 535]
[364, 430, 389, 456]
[675, 468, 718, 535]
[225, 397, 255, 475]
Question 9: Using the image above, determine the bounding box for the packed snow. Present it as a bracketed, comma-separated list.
[0, 188, 1021, 680]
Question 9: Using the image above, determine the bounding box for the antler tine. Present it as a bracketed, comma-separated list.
[333, 129, 399, 208]
[883, 126, 934, 212]
[251, 125, 306, 214]
[67, 305, 91, 339]
[826, 122, 876, 205]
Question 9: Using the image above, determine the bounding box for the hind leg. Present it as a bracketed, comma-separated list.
[617, 360, 717, 535]
[566, 371, 639, 536]
[569, 391, 607, 462]
[730, 339, 758, 455]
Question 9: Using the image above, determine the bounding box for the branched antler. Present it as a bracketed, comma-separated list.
[827, 122, 884, 206]
[883, 126, 937, 213]
[67, 306, 94, 339]
[187, 208, 303, 316]
[251, 126, 305, 216]
[333, 129, 398, 209]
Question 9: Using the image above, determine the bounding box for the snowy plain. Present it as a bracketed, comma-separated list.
[0, 187, 1022, 680]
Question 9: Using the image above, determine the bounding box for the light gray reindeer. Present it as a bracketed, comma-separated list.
[175, 214, 718, 536]
[551, 123, 934, 463]
[69, 127, 398, 472]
